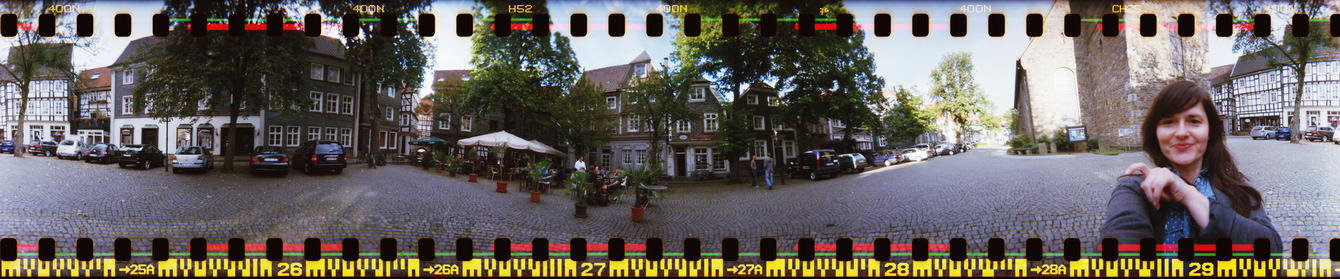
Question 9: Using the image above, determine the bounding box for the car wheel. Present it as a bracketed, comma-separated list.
[45, 150, 51, 156]
[172, 168, 179, 174]
[809, 172, 818, 181]
[118, 163, 126, 168]
[832, 172, 839, 178]
[334, 168, 343, 174]
[884, 160, 893, 167]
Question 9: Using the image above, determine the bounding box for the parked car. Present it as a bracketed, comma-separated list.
[84, 144, 122, 164]
[0, 140, 14, 154]
[934, 144, 956, 156]
[790, 149, 840, 181]
[28, 140, 58, 156]
[1249, 125, 1276, 140]
[1303, 126, 1334, 142]
[1274, 126, 1292, 140]
[250, 146, 290, 175]
[55, 139, 92, 160]
[837, 153, 868, 173]
[119, 144, 166, 170]
[171, 146, 214, 173]
[900, 148, 928, 162]
[872, 150, 902, 167]
[911, 143, 936, 158]
[292, 140, 347, 174]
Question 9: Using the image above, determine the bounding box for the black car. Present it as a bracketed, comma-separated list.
[84, 144, 122, 164]
[118, 144, 166, 170]
[28, 140, 58, 156]
[250, 146, 290, 175]
[292, 140, 347, 174]
[789, 149, 840, 181]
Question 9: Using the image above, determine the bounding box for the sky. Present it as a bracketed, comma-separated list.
[3, 0, 1247, 116]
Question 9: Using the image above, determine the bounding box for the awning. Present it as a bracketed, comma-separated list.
[143, 124, 158, 128]
[176, 124, 192, 129]
[197, 123, 214, 129]
[221, 123, 254, 128]
[120, 125, 134, 129]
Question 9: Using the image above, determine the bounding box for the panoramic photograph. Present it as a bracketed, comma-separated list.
[0, 0, 1337, 277]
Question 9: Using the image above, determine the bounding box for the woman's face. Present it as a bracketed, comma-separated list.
[1157, 103, 1209, 171]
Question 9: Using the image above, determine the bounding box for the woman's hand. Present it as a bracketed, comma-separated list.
[1124, 163, 1195, 209]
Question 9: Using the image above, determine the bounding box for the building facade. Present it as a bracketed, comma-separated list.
[1012, 0, 1083, 142]
[74, 67, 113, 144]
[1, 44, 74, 144]
[1223, 47, 1340, 132]
[731, 82, 797, 175]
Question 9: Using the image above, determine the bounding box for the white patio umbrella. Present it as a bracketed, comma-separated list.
[527, 139, 566, 157]
[456, 131, 535, 150]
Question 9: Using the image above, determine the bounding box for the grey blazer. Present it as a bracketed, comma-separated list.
[1100, 176, 1282, 256]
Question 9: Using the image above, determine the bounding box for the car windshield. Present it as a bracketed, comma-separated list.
[178, 147, 203, 155]
[123, 145, 143, 151]
[314, 144, 343, 154]
[60, 140, 75, 145]
[256, 147, 284, 154]
[819, 152, 836, 161]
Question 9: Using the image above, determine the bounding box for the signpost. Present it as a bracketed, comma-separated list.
[1066, 126, 1087, 152]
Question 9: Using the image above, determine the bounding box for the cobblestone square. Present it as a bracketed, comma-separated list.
[1, 137, 1336, 264]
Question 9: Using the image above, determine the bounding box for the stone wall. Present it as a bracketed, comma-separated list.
[1072, 0, 1209, 151]
[1018, 0, 1082, 141]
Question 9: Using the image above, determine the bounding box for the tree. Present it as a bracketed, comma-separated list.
[321, 0, 433, 168]
[0, 0, 88, 158]
[927, 51, 993, 144]
[623, 64, 698, 169]
[130, 0, 313, 172]
[714, 106, 754, 182]
[1214, 0, 1337, 143]
[547, 77, 616, 160]
[427, 77, 474, 154]
[882, 85, 933, 144]
[466, 1, 580, 140]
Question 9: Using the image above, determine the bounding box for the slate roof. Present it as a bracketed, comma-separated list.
[433, 69, 472, 85]
[581, 63, 632, 92]
[1209, 64, 1234, 85]
[112, 33, 346, 67]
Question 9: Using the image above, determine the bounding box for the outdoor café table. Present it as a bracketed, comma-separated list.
[638, 185, 669, 210]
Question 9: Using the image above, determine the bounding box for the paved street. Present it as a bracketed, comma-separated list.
[1, 136, 1337, 264]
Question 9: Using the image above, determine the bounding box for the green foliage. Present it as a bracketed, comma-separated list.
[1087, 135, 1099, 151]
[564, 171, 593, 206]
[624, 65, 699, 168]
[927, 52, 994, 144]
[429, 78, 473, 141]
[883, 85, 934, 143]
[624, 165, 666, 207]
[714, 106, 756, 171]
[466, 2, 580, 136]
[440, 152, 461, 173]
[525, 159, 552, 184]
[1009, 134, 1033, 149]
[1051, 128, 1072, 153]
[548, 77, 617, 156]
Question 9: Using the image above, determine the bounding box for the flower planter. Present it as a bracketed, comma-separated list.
[496, 180, 508, 193]
[436, 167, 443, 173]
[631, 204, 645, 222]
[530, 190, 541, 203]
[469, 173, 477, 182]
[574, 203, 588, 218]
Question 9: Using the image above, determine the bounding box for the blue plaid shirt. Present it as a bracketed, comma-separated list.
[1161, 167, 1216, 245]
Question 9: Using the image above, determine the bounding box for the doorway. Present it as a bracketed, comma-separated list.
[674, 147, 686, 177]
[221, 127, 255, 156]
[141, 128, 158, 147]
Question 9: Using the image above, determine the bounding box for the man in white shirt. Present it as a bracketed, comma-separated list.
[575, 156, 587, 172]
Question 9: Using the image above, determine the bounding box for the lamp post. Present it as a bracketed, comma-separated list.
[774, 129, 784, 185]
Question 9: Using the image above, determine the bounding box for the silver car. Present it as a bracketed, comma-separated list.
[171, 146, 214, 173]
[55, 139, 91, 160]
[1249, 125, 1275, 140]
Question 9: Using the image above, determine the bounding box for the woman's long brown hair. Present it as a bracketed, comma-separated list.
[1141, 81, 1262, 216]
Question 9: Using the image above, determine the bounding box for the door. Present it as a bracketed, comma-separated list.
[221, 127, 256, 156]
[141, 128, 158, 147]
[674, 148, 686, 177]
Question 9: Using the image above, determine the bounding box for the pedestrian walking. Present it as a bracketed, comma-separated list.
[764, 153, 775, 190]
[750, 155, 759, 188]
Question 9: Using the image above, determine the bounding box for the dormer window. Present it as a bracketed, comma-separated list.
[461, 76, 471, 81]
[747, 94, 759, 105]
[91, 73, 101, 80]
[689, 87, 705, 101]
[635, 64, 646, 77]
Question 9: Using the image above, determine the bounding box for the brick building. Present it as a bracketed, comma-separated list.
[1012, 0, 1082, 142]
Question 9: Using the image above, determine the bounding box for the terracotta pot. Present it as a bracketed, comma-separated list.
[436, 167, 442, 173]
[631, 204, 645, 222]
[530, 190, 541, 203]
[469, 173, 477, 182]
[496, 181, 508, 193]
[574, 204, 588, 218]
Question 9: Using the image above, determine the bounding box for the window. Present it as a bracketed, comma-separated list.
[286, 126, 299, 146]
[309, 92, 322, 112]
[747, 94, 759, 105]
[326, 67, 340, 83]
[694, 147, 709, 170]
[388, 132, 397, 149]
[753, 140, 767, 157]
[624, 150, 632, 165]
[783, 140, 796, 158]
[712, 148, 726, 171]
[461, 115, 473, 132]
[753, 115, 766, 130]
[768, 96, 779, 107]
[636, 150, 647, 165]
[341, 96, 353, 115]
[635, 64, 647, 77]
[379, 131, 389, 148]
[343, 71, 354, 85]
[400, 114, 410, 126]
[308, 127, 321, 142]
[268, 126, 283, 146]
[704, 113, 718, 132]
[340, 128, 352, 147]
[601, 153, 612, 167]
[607, 96, 617, 109]
[438, 113, 452, 129]
[325, 93, 339, 113]
[121, 96, 133, 114]
[123, 69, 134, 85]
[628, 115, 640, 132]
[325, 127, 337, 141]
[832, 119, 845, 128]
[310, 63, 324, 80]
[676, 120, 690, 133]
[197, 95, 209, 111]
[690, 87, 705, 101]
[774, 116, 785, 131]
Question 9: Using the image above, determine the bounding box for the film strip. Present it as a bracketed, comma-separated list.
[3, 0, 1340, 277]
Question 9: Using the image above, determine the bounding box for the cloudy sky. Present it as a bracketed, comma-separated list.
[4, 0, 1244, 116]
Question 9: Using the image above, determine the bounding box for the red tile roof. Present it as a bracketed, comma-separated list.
[76, 67, 112, 91]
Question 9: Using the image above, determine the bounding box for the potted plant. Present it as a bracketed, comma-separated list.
[490, 144, 509, 193]
[524, 159, 552, 203]
[465, 149, 479, 182]
[624, 165, 664, 223]
[432, 150, 448, 173]
[442, 153, 461, 177]
[563, 171, 593, 218]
